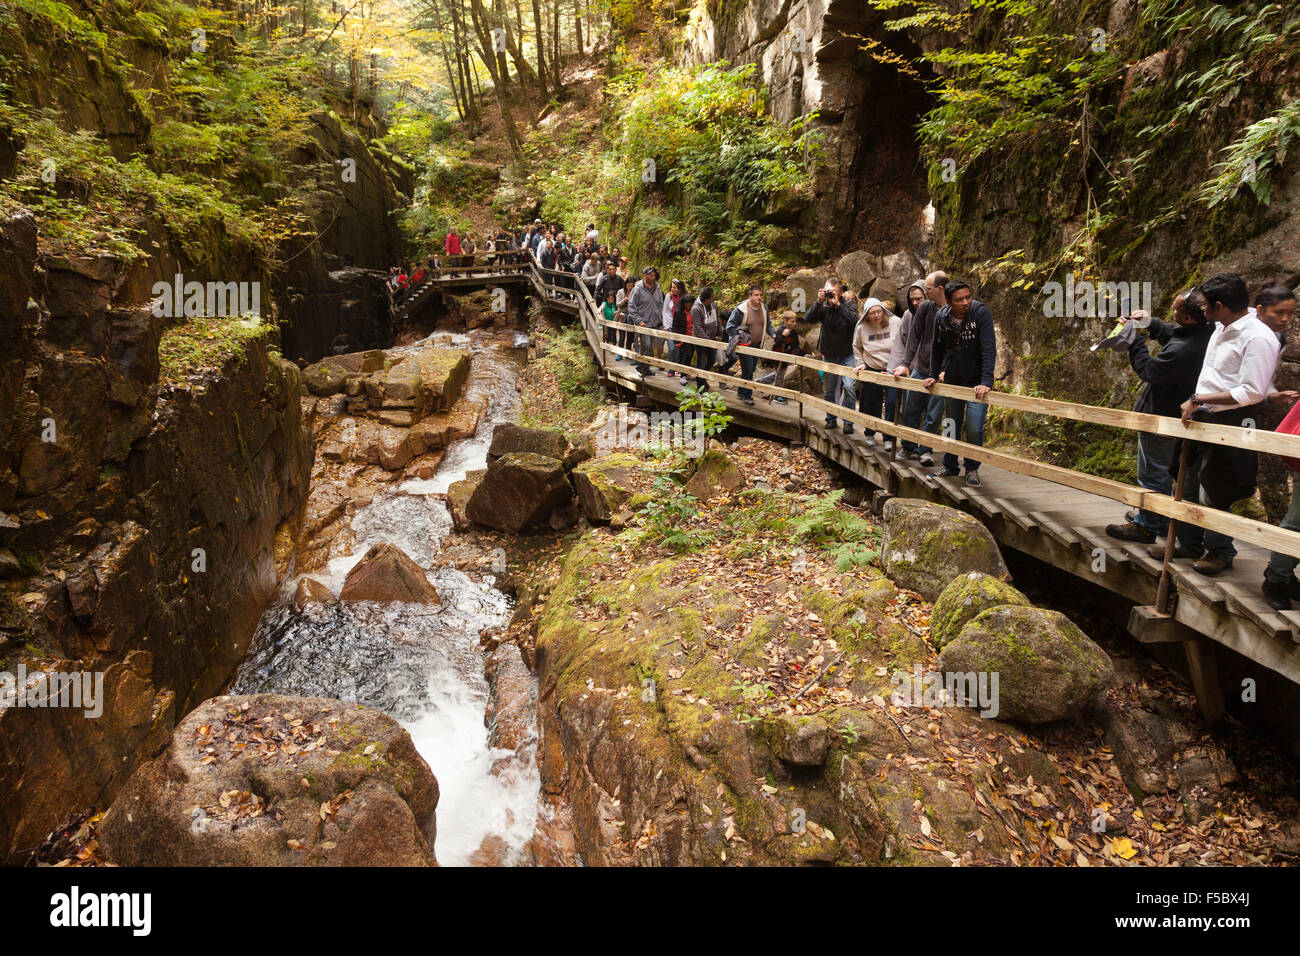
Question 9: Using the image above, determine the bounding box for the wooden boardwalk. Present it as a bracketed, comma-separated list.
[421, 259, 1300, 717]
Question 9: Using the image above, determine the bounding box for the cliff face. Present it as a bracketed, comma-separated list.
[683, 0, 934, 259]
[0, 216, 313, 864]
[0, 0, 413, 860]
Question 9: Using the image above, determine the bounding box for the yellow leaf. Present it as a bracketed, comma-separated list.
[1112, 837, 1138, 860]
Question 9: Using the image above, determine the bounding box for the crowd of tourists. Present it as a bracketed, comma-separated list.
[392, 218, 1300, 606]
[1099, 273, 1299, 605]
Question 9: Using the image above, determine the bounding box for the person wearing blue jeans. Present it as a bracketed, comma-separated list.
[1263, 479, 1300, 609]
[901, 370, 944, 461]
[940, 397, 988, 474]
[823, 353, 857, 428]
[926, 279, 996, 486]
[805, 283, 859, 432]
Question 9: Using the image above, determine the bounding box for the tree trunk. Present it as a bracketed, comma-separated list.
[468, 0, 526, 164]
[573, 0, 582, 55]
[550, 0, 562, 92]
[530, 0, 549, 99]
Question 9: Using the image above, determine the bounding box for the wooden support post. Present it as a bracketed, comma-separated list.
[1184, 639, 1227, 724]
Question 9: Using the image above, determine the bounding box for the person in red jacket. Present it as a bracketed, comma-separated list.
[445, 229, 462, 267]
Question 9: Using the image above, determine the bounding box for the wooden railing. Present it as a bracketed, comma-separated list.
[516, 259, 1300, 563]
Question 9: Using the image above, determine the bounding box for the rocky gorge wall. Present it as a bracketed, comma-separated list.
[0, 0, 415, 860]
[0, 213, 314, 864]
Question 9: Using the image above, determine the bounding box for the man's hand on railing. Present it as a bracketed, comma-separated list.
[974, 384, 991, 401]
[892, 365, 909, 379]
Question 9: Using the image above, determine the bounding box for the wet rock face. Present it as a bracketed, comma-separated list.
[880, 498, 1009, 602]
[682, 0, 933, 257]
[939, 605, 1115, 724]
[339, 543, 441, 605]
[98, 694, 439, 866]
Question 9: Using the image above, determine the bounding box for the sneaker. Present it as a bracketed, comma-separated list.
[1105, 521, 1156, 544]
[1262, 578, 1292, 611]
[825, 417, 837, 428]
[1193, 553, 1232, 576]
[965, 471, 981, 486]
[864, 434, 875, 446]
[899, 450, 920, 461]
[774, 396, 788, 404]
[615, 356, 623, 362]
[932, 469, 959, 479]
[883, 439, 894, 451]
[1146, 542, 1201, 560]
[843, 423, 854, 435]
[742, 396, 754, 406]
[919, 453, 935, 467]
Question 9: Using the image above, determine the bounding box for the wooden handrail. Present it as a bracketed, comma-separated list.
[596, 319, 1300, 459]
[596, 336, 1300, 559]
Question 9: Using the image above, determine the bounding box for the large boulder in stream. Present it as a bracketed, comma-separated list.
[339, 543, 440, 604]
[466, 453, 574, 533]
[488, 423, 570, 463]
[880, 498, 1008, 601]
[98, 694, 439, 866]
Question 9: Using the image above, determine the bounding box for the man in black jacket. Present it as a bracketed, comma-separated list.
[807, 281, 860, 433]
[926, 280, 996, 485]
[1105, 290, 1213, 546]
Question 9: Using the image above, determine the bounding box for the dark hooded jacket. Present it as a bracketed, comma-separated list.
[931, 299, 996, 389]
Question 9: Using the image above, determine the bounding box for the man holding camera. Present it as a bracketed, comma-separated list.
[806, 280, 860, 433]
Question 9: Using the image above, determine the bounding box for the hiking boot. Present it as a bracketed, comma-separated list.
[1192, 553, 1232, 576]
[932, 469, 959, 479]
[843, 423, 854, 435]
[899, 450, 920, 461]
[1262, 578, 1293, 611]
[1146, 542, 1200, 560]
[825, 417, 837, 429]
[1105, 521, 1156, 544]
[965, 470, 981, 486]
[741, 396, 755, 406]
[919, 453, 935, 467]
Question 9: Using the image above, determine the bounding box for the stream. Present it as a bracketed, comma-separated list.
[230, 329, 539, 866]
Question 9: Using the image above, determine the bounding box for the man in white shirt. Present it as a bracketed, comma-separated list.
[1175, 273, 1282, 575]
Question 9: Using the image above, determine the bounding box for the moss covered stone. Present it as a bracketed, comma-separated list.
[939, 604, 1114, 724]
[930, 571, 1031, 649]
[880, 498, 1008, 601]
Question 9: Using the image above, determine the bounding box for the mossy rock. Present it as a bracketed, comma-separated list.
[684, 448, 744, 500]
[880, 498, 1007, 601]
[762, 714, 831, 767]
[571, 453, 647, 523]
[938, 605, 1114, 724]
[930, 571, 1031, 649]
[303, 359, 348, 396]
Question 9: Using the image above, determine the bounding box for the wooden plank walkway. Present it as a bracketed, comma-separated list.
[421, 258, 1300, 705]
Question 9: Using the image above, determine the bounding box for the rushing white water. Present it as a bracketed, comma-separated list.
[232, 330, 538, 865]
